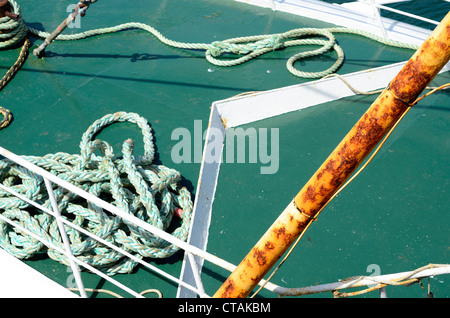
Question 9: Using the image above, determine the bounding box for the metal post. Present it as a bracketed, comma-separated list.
[43, 178, 87, 298]
[186, 253, 208, 298]
[366, 0, 390, 40]
[213, 12, 450, 298]
[33, 0, 97, 57]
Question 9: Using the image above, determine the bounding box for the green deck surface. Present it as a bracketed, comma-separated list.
[0, 0, 448, 298]
[206, 72, 450, 298]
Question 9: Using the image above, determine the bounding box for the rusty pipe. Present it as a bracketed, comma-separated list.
[213, 12, 450, 298]
[33, 2, 93, 58]
[0, 0, 17, 19]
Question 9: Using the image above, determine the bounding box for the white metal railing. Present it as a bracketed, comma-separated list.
[0, 145, 233, 298]
[0, 145, 449, 298]
[366, 0, 441, 26]
[358, 0, 440, 38]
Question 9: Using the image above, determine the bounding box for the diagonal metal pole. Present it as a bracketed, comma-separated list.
[213, 12, 450, 298]
[43, 178, 87, 298]
[33, 0, 98, 57]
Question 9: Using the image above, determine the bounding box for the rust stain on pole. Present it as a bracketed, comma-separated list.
[213, 12, 450, 298]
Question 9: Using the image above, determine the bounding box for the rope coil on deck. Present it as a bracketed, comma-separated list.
[0, 112, 193, 275]
[0, 0, 27, 49]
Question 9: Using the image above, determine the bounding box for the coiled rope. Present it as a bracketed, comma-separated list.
[0, 0, 27, 49]
[0, 112, 193, 275]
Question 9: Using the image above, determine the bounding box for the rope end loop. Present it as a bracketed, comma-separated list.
[0, 106, 13, 130]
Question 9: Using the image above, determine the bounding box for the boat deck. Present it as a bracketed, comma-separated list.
[0, 0, 448, 298]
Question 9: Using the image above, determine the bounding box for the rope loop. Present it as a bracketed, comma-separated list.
[0, 106, 13, 129]
[0, 112, 193, 275]
[1, 0, 421, 88]
[204, 28, 346, 78]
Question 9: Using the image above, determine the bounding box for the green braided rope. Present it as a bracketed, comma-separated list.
[0, 112, 193, 275]
[2, 0, 419, 79]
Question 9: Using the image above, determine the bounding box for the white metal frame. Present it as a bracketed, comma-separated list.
[236, 0, 438, 46]
[360, 0, 440, 26]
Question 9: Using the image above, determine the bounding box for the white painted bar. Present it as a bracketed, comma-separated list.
[177, 103, 227, 297]
[370, 2, 439, 25]
[235, 0, 433, 45]
[215, 62, 401, 128]
[43, 177, 87, 298]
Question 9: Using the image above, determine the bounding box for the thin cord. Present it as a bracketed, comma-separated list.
[67, 287, 163, 298]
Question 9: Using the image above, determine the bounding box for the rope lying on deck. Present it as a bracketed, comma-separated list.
[0, 0, 420, 130]
[0, 0, 30, 130]
[4, 0, 421, 76]
[28, 21, 419, 79]
[0, 112, 193, 275]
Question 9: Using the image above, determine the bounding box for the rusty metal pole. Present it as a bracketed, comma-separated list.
[33, 0, 97, 58]
[0, 0, 17, 19]
[213, 12, 450, 298]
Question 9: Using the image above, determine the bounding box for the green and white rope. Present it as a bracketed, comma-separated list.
[2, 0, 419, 79]
[0, 112, 193, 275]
[29, 22, 419, 79]
[0, 0, 27, 49]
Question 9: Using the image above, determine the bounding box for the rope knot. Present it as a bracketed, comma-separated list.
[267, 34, 283, 50]
[209, 34, 284, 57]
[208, 41, 224, 57]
